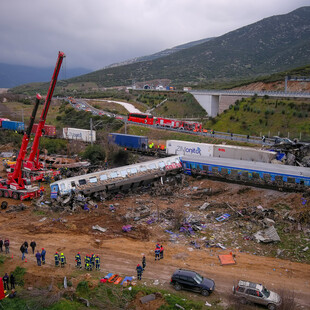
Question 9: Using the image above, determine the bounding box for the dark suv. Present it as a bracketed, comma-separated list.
[170, 269, 215, 296]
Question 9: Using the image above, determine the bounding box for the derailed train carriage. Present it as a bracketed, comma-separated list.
[50, 156, 182, 199]
[181, 156, 310, 191]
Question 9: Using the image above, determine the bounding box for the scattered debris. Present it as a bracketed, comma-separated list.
[92, 225, 107, 233]
[122, 225, 133, 232]
[254, 226, 281, 243]
[216, 213, 231, 222]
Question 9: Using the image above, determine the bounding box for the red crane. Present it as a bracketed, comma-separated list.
[0, 95, 43, 200]
[24, 51, 65, 174]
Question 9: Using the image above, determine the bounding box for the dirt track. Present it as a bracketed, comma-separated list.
[0, 177, 310, 309]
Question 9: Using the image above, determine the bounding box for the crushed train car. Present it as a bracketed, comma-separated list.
[50, 156, 182, 199]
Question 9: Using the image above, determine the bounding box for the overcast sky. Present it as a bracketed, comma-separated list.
[0, 1, 309, 71]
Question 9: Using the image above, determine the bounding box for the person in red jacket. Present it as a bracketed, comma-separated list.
[160, 245, 164, 260]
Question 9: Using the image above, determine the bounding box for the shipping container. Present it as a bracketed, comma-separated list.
[63, 127, 96, 142]
[1, 120, 25, 132]
[166, 140, 213, 157]
[108, 133, 148, 149]
[213, 144, 276, 163]
[0, 118, 10, 127]
[31, 124, 56, 137]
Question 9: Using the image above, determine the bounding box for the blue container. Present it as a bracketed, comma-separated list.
[1, 120, 25, 132]
[109, 133, 148, 149]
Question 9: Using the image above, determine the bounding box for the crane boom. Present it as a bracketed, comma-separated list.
[27, 51, 65, 165]
[10, 94, 42, 183]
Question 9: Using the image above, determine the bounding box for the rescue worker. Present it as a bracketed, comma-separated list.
[84, 254, 88, 269]
[160, 245, 164, 260]
[155, 245, 160, 261]
[35, 250, 42, 266]
[3, 273, 9, 291]
[10, 273, 15, 289]
[87, 255, 92, 271]
[85, 255, 91, 271]
[75, 252, 82, 268]
[136, 264, 143, 280]
[41, 248, 46, 265]
[91, 253, 95, 268]
[142, 254, 146, 270]
[95, 254, 100, 271]
[54, 252, 60, 267]
[60, 253, 66, 267]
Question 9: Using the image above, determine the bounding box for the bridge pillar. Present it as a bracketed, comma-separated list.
[190, 93, 220, 117]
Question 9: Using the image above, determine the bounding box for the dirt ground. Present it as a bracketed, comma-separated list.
[0, 171, 310, 309]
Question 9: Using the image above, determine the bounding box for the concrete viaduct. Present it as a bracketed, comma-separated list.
[189, 90, 310, 117]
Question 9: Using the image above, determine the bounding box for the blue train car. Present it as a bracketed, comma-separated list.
[181, 156, 310, 191]
[1, 120, 25, 132]
[108, 133, 148, 150]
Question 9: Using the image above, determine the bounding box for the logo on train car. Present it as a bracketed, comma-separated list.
[70, 133, 82, 139]
[176, 145, 202, 156]
[218, 148, 226, 152]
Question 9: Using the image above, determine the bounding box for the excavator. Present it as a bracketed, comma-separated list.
[0, 51, 65, 199]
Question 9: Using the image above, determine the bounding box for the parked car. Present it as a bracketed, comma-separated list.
[233, 280, 281, 310]
[170, 269, 215, 296]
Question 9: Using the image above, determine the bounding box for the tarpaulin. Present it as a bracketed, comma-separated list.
[218, 254, 236, 265]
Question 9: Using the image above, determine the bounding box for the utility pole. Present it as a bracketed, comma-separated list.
[284, 76, 288, 93]
[90, 118, 93, 146]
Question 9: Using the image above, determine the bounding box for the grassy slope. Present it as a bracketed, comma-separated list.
[205, 97, 310, 140]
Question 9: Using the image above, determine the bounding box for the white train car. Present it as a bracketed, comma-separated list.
[166, 140, 276, 163]
[50, 155, 182, 198]
[213, 144, 276, 163]
[63, 127, 96, 143]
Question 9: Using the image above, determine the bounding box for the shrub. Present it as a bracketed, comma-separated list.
[76, 281, 90, 296]
[13, 266, 26, 286]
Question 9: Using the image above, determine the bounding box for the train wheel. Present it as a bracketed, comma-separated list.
[4, 191, 10, 198]
[12, 192, 19, 200]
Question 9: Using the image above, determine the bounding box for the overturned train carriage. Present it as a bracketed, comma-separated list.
[181, 156, 310, 191]
[50, 156, 182, 198]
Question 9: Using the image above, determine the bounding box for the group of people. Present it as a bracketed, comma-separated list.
[154, 244, 164, 261]
[54, 252, 66, 267]
[19, 240, 44, 264]
[2, 273, 15, 291]
[81, 253, 100, 271]
[0, 238, 10, 254]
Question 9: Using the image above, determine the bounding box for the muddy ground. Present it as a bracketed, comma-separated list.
[0, 170, 309, 309]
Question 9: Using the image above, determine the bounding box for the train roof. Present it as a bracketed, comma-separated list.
[181, 156, 310, 178]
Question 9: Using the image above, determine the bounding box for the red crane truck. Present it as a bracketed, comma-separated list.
[0, 94, 43, 200]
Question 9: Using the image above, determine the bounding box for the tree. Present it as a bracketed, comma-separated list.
[82, 144, 105, 164]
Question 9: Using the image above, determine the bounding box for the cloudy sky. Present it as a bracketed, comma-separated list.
[0, 0, 309, 71]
